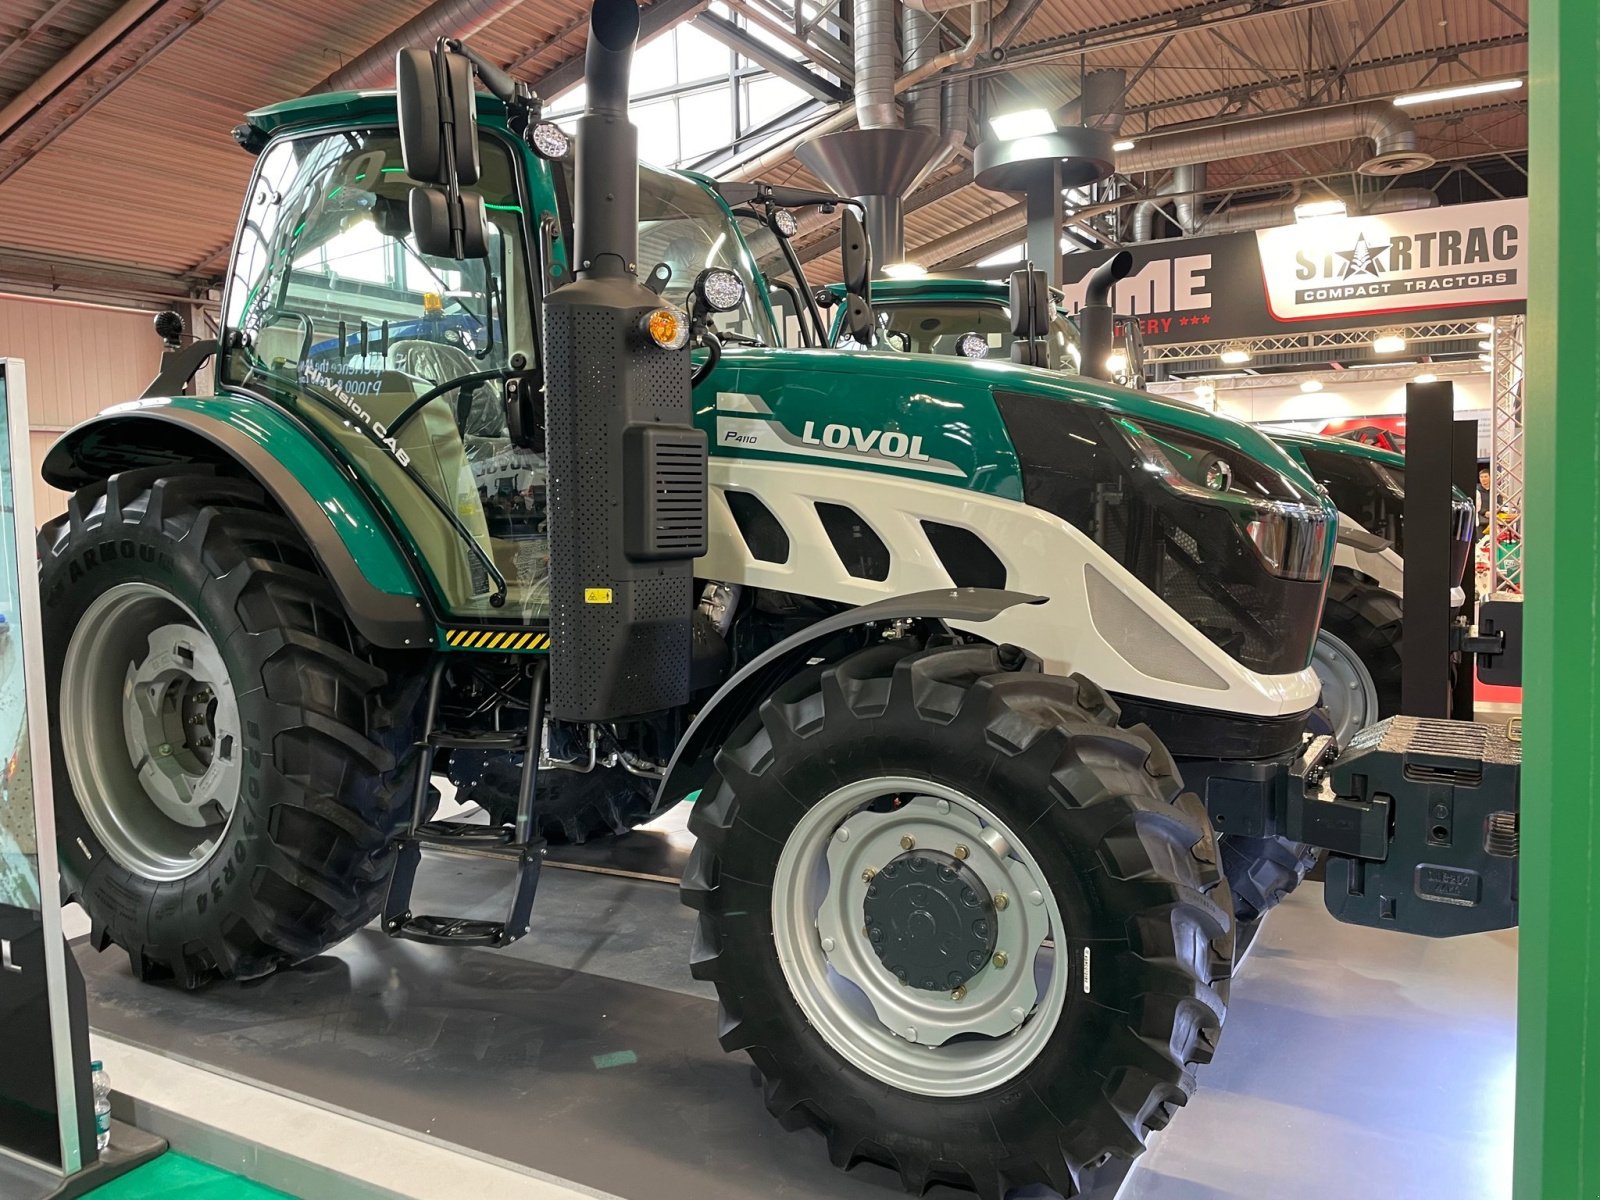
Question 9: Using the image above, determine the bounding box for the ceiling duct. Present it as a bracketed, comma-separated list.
[316, 0, 525, 92]
[1198, 186, 1438, 234]
[1131, 163, 1206, 241]
[1118, 100, 1435, 179]
[902, 7, 942, 133]
[796, 0, 943, 269]
[1054, 68, 1127, 133]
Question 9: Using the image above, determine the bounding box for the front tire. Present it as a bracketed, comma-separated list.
[42, 468, 424, 986]
[682, 641, 1233, 1198]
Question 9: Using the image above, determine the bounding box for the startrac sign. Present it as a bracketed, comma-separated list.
[1059, 197, 1527, 344]
[1255, 197, 1524, 320]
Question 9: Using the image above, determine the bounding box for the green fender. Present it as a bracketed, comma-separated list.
[42, 394, 435, 649]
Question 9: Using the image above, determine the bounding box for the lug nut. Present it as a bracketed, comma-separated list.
[993, 951, 1008, 969]
[951, 985, 967, 1002]
[900, 834, 916, 851]
[994, 892, 1009, 911]
[156, 743, 173, 757]
[861, 867, 877, 882]
[953, 844, 969, 860]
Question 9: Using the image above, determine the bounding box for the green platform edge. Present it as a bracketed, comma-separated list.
[89, 1152, 290, 1199]
[1517, 2, 1600, 1198]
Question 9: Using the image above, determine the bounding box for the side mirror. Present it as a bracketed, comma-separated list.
[1009, 267, 1050, 340]
[839, 208, 871, 296]
[1009, 266, 1049, 366]
[838, 209, 875, 345]
[396, 46, 480, 186]
[410, 188, 488, 259]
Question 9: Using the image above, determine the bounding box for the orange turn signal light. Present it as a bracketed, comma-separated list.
[643, 307, 690, 350]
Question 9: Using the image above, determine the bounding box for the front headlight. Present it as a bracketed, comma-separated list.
[1112, 416, 1335, 581]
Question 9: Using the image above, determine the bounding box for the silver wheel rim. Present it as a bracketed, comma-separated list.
[1312, 629, 1381, 746]
[61, 582, 243, 881]
[770, 776, 1069, 1098]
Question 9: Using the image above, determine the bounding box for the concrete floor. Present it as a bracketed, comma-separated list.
[77, 833, 1516, 1200]
[1127, 883, 1517, 1200]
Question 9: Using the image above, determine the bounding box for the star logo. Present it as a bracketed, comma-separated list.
[1336, 232, 1390, 280]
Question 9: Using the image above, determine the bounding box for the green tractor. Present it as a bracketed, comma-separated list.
[830, 276, 1477, 744]
[39, 3, 1518, 1194]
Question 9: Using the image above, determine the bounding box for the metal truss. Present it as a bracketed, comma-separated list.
[1488, 314, 1525, 596]
[1144, 320, 1485, 366]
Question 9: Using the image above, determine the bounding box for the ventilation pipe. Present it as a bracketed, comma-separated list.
[1117, 101, 1434, 178]
[1204, 186, 1438, 234]
[902, 6, 942, 133]
[854, 0, 899, 131]
[317, 0, 525, 92]
[1131, 163, 1206, 241]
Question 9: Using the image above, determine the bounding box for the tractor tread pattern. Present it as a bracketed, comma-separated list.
[682, 641, 1234, 1199]
[42, 467, 423, 987]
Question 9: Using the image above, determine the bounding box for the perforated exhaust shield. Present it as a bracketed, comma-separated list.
[543, 285, 706, 721]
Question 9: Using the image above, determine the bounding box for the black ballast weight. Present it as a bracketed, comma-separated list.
[1313, 716, 1520, 936]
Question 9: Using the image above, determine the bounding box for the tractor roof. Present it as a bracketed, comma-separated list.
[825, 277, 1058, 304]
[1270, 428, 1406, 468]
[245, 89, 509, 138]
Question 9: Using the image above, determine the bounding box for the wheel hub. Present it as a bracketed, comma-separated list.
[814, 794, 1052, 1048]
[863, 850, 996, 991]
[61, 583, 243, 882]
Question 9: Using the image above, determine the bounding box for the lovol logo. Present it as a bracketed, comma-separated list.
[800, 422, 930, 462]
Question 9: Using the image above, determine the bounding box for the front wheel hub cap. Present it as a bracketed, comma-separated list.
[816, 795, 1051, 1047]
[863, 849, 996, 991]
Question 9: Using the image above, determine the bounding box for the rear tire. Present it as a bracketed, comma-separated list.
[1321, 570, 1403, 719]
[42, 468, 424, 986]
[682, 641, 1233, 1198]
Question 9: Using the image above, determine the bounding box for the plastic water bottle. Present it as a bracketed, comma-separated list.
[90, 1060, 110, 1152]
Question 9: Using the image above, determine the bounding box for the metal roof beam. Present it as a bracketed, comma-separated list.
[533, 0, 712, 98]
[694, 12, 849, 103]
[1123, 35, 1529, 122]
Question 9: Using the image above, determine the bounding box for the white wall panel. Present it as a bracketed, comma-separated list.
[0, 295, 164, 520]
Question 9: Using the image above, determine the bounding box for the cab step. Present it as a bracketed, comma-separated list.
[425, 728, 527, 750]
[383, 656, 548, 949]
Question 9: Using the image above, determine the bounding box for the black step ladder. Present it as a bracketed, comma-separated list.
[382, 658, 547, 948]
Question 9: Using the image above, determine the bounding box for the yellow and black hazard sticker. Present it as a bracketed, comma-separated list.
[442, 629, 551, 652]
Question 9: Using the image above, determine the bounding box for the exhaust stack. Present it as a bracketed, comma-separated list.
[1078, 251, 1133, 381]
[543, 0, 708, 723]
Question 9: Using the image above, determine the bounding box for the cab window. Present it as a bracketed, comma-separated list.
[221, 130, 548, 621]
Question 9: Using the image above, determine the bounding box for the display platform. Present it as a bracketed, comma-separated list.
[73, 829, 1128, 1200]
[73, 815, 1515, 1200]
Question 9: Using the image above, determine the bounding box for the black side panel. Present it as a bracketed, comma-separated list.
[1116, 693, 1310, 760]
[922, 521, 1007, 589]
[815, 501, 890, 581]
[724, 490, 789, 563]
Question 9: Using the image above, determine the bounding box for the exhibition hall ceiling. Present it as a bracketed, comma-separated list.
[0, 0, 1528, 302]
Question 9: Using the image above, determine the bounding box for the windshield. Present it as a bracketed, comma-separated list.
[220, 129, 548, 621]
[560, 162, 779, 347]
[843, 299, 1081, 370]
